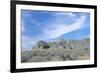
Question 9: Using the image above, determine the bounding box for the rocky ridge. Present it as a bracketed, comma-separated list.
[21, 38, 90, 63]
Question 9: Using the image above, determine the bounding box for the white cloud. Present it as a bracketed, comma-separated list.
[22, 13, 87, 50]
[53, 12, 76, 17]
[22, 36, 37, 50]
[42, 15, 86, 40]
[30, 18, 41, 26]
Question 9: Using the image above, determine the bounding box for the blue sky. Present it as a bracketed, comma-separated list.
[21, 10, 90, 51]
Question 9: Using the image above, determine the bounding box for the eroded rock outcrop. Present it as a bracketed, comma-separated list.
[22, 38, 90, 63]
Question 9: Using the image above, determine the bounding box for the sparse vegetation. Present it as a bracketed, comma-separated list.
[21, 38, 90, 63]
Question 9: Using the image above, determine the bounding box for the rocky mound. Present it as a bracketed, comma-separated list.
[32, 38, 90, 50]
[21, 38, 90, 63]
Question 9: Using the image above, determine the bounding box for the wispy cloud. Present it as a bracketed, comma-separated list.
[30, 18, 41, 26]
[21, 10, 90, 50]
[42, 15, 86, 39]
[22, 36, 38, 50]
[53, 12, 76, 17]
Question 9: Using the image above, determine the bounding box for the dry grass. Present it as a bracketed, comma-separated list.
[21, 48, 90, 63]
